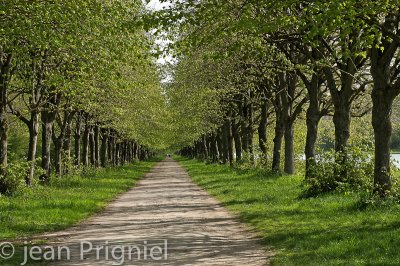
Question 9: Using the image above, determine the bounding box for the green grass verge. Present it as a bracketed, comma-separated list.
[176, 156, 400, 266]
[0, 159, 160, 265]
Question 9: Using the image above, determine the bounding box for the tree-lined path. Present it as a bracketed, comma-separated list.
[44, 158, 269, 265]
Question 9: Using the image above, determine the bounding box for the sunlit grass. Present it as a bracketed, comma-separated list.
[177, 157, 400, 265]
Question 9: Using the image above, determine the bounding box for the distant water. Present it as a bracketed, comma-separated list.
[298, 153, 400, 168]
[393, 153, 400, 168]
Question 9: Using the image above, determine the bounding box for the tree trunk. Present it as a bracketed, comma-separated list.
[0, 105, 7, 173]
[333, 104, 351, 154]
[284, 121, 295, 174]
[216, 129, 223, 163]
[248, 101, 254, 164]
[74, 114, 82, 166]
[221, 126, 229, 164]
[258, 99, 268, 160]
[26, 112, 40, 185]
[62, 122, 72, 174]
[0, 53, 13, 172]
[94, 126, 100, 167]
[241, 104, 249, 153]
[225, 118, 234, 166]
[53, 137, 62, 177]
[89, 127, 95, 166]
[82, 125, 90, 167]
[133, 142, 138, 161]
[41, 111, 56, 178]
[232, 120, 242, 162]
[100, 128, 108, 167]
[304, 74, 322, 178]
[210, 133, 218, 163]
[272, 111, 284, 173]
[202, 135, 209, 160]
[372, 89, 396, 195]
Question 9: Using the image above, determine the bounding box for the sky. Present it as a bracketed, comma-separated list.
[145, 0, 173, 65]
[146, 0, 169, 11]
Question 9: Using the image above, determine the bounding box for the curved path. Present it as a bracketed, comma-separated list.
[45, 158, 270, 265]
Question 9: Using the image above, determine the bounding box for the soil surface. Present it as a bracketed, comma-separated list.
[45, 158, 271, 265]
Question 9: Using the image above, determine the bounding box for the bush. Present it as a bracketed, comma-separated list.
[0, 161, 30, 195]
[302, 146, 374, 197]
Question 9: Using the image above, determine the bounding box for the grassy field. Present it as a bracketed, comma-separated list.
[0, 159, 159, 265]
[177, 157, 400, 266]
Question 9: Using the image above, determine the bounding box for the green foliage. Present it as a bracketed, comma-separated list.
[0, 161, 29, 195]
[0, 158, 46, 195]
[303, 146, 374, 197]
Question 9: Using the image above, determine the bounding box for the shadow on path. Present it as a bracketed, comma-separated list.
[44, 158, 271, 265]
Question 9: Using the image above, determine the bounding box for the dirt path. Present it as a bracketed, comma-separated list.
[45, 158, 270, 265]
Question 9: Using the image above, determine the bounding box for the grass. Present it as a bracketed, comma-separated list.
[0, 158, 159, 265]
[177, 156, 400, 266]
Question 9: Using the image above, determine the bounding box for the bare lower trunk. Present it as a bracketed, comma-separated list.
[89, 128, 95, 166]
[26, 112, 40, 185]
[94, 126, 100, 167]
[54, 138, 62, 177]
[284, 122, 295, 174]
[221, 126, 228, 164]
[372, 90, 395, 195]
[41, 111, 55, 178]
[101, 128, 108, 167]
[0, 106, 8, 173]
[210, 134, 219, 163]
[74, 116, 81, 166]
[202, 135, 209, 160]
[333, 102, 351, 153]
[62, 122, 71, 175]
[305, 110, 320, 178]
[216, 131, 223, 163]
[258, 100, 268, 160]
[272, 113, 284, 173]
[0, 53, 13, 173]
[82, 125, 90, 167]
[248, 102, 254, 164]
[304, 74, 322, 178]
[232, 121, 242, 162]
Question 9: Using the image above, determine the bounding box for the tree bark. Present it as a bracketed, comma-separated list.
[304, 74, 323, 178]
[232, 120, 242, 162]
[74, 113, 82, 166]
[372, 90, 394, 195]
[258, 99, 268, 160]
[26, 112, 40, 185]
[100, 128, 108, 167]
[284, 121, 295, 174]
[0, 54, 13, 172]
[62, 121, 72, 174]
[0, 105, 7, 173]
[94, 126, 100, 167]
[53, 136, 62, 177]
[82, 124, 90, 167]
[272, 111, 284, 173]
[89, 127, 95, 166]
[41, 111, 56, 178]
[226, 118, 234, 166]
[247, 100, 254, 164]
[283, 73, 300, 174]
[370, 44, 400, 195]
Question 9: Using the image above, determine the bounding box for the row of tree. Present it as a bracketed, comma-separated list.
[1, 1, 164, 187]
[156, 0, 400, 196]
